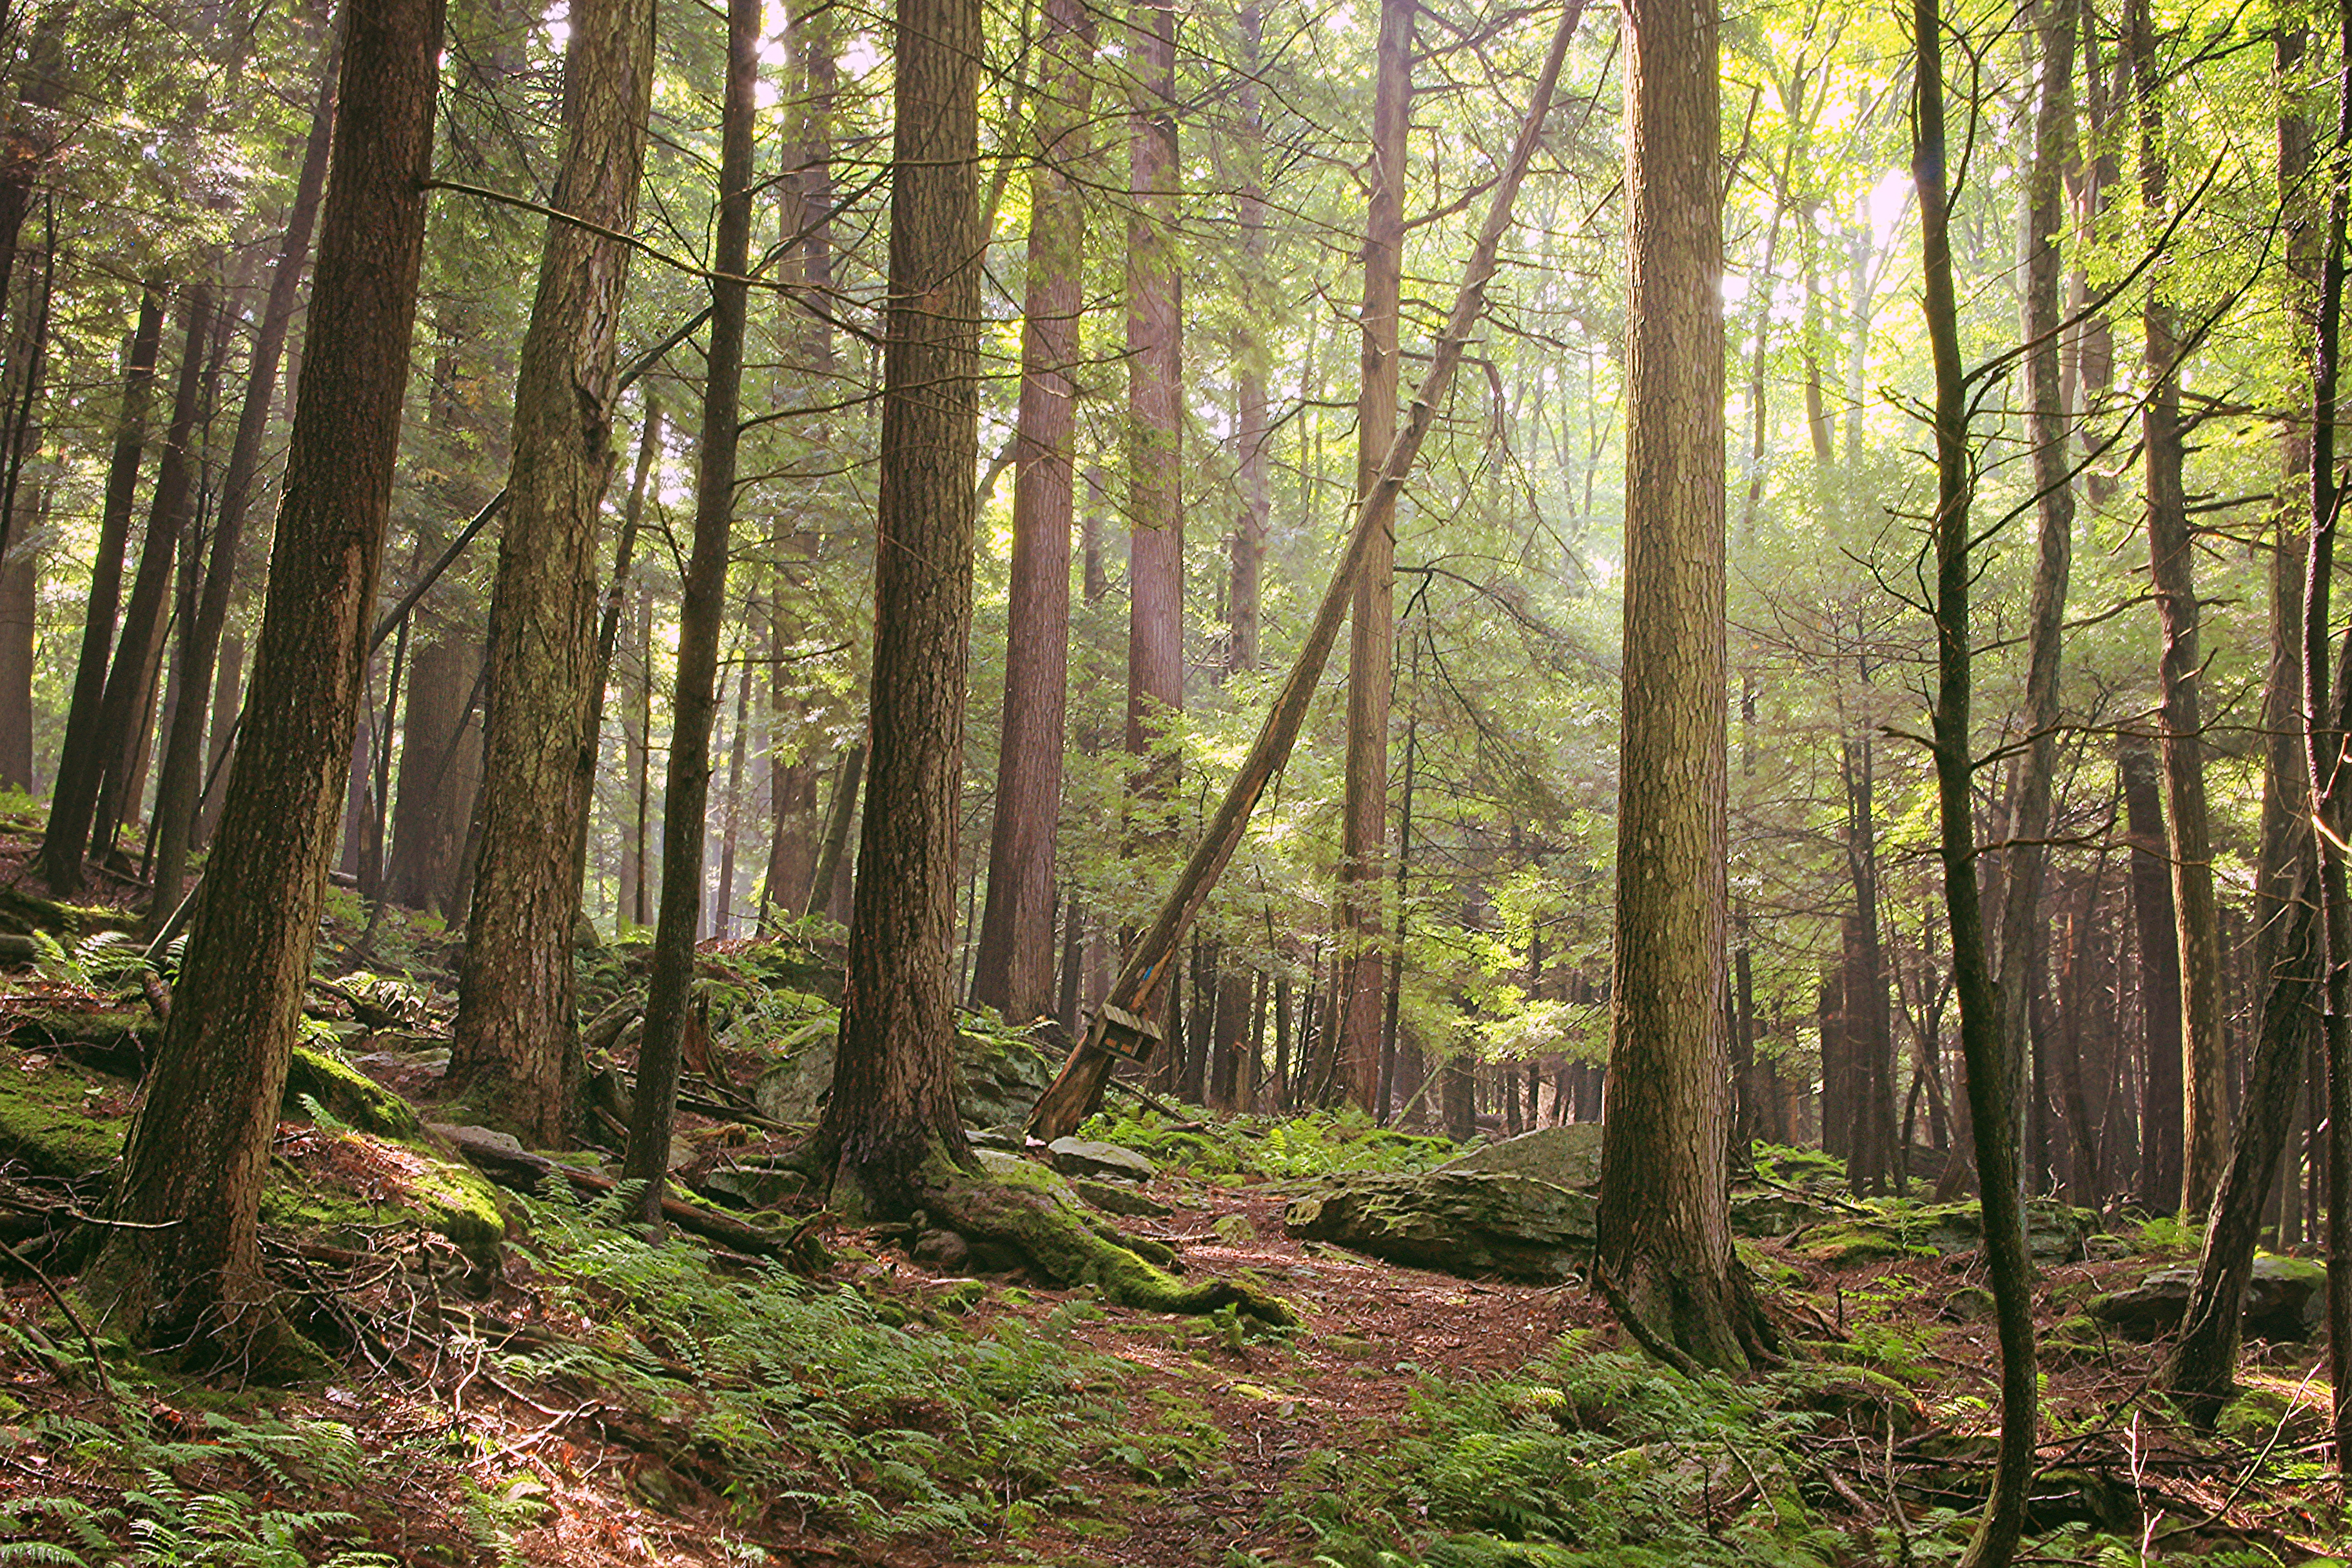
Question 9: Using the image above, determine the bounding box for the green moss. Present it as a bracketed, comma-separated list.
[0, 1056, 126, 1179]
[265, 1129, 505, 1256]
[1795, 1224, 1919, 1265]
[286, 1044, 423, 1138]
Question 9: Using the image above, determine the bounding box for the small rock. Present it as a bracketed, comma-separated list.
[1046, 1137, 1158, 1182]
[1941, 1285, 1995, 1322]
[911, 1227, 971, 1271]
[427, 1122, 524, 1157]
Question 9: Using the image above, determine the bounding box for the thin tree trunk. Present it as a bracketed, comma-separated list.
[2127, 0, 2228, 1217]
[1917, 0, 2035, 1554]
[2122, 732, 2184, 1208]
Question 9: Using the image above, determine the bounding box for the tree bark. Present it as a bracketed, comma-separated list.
[1593, 0, 1764, 1376]
[1917, 1, 2036, 1556]
[2127, 0, 2228, 1217]
[969, 0, 1096, 1022]
[147, 24, 342, 926]
[625, 0, 754, 1201]
[2121, 732, 2184, 1208]
[42, 282, 162, 891]
[1331, 0, 1411, 1113]
[89, 0, 443, 1354]
[451, 0, 655, 1144]
[813, 0, 983, 1210]
[87, 283, 217, 868]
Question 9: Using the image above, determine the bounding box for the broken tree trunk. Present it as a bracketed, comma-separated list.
[1024, 0, 1587, 1141]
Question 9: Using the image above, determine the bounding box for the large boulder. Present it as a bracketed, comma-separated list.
[1436, 1124, 1605, 1189]
[2087, 1254, 2324, 1343]
[1282, 1169, 1596, 1282]
[1046, 1137, 1157, 1182]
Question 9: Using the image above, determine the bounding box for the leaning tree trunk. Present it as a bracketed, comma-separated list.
[88, 0, 443, 1357]
[968, 0, 1097, 1023]
[1917, 1, 2035, 1558]
[451, 0, 655, 1145]
[1592, 0, 1769, 1376]
[813, 0, 983, 1211]
[624, 0, 755, 1215]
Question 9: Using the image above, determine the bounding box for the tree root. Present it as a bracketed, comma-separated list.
[919, 1163, 1294, 1325]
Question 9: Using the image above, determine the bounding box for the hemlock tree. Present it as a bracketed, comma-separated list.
[86, 0, 444, 1356]
[1592, 0, 1768, 1373]
[813, 0, 984, 1209]
[450, 0, 655, 1144]
[969, 0, 1097, 1024]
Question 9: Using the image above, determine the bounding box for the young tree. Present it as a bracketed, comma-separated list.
[449, 0, 656, 1143]
[1592, 0, 1767, 1373]
[813, 0, 983, 1209]
[87, 0, 444, 1354]
[624, 0, 755, 1214]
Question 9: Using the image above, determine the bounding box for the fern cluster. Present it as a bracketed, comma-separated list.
[507, 1182, 1141, 1538]
[1284, 1333, 1852, 1568]
[0, 1410, 399, 1567]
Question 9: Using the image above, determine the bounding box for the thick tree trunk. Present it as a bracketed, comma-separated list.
[1331, 0, 1411, 1112]
[969, 0, 1096, 1022]
[89, 0, 442, 1354]
[1917, 4, 2035, 1557]
[451, 0, 655, 1144]
[1594, 0, 1763, 1377]
[814, 0, 982, 1209]
[2128, 0, 2228, 1217]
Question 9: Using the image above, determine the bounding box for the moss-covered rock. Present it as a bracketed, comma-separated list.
[2086, 1253, 2324, 1343]
[0, 1052, 127, 1179]
[1282, 1169, 1596, 1282]
[1795, 1197, 2097, 1267]
[286, 1044, 421, 1138]
[265, 1128, 506, 1257]
[1436, 1124, 1604, 1188]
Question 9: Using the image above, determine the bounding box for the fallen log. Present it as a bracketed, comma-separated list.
[433, 1123, 788, 1259]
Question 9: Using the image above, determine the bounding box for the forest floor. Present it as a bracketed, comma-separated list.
[0, 881, 2339, 1565]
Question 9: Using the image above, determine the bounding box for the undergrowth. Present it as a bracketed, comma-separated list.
[506, 1181, 1142, 1538]
[1081, 1107, 1451, 1181]
[0, 1408, 401, 1567]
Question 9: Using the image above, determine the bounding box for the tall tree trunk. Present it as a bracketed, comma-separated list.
[149, 27, 341, 924]
[2127, 0, 2227, 1217]
[1994, 0, 2078, 1205]
[451, 0, 655, 1144]
[2122, 732, 2185, 1208]
[87, 283, 217, 868]
[1593, 0, 1765, 1375]
[89, 0, 443, 1355]
[1332, 0, 1411, 1113]
[1230, 4, 1269, 678]
[43, 282, 162, 889]
[1122, 0, 1182, 1007]
[969, 0, 1096, 1021]
[587, 397, 659, 933]
[2299, 0, 2352, 1469]
[1917, 0, 2035, 1555]
[813, 0, 981, 1208]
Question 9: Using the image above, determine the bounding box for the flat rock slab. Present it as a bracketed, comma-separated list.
[1047, 1137, 1158, 1182]
[1436, 1124, 1606, 1189]
[1282, 1169, 1596, 1283]
[2087, 1254, 2323, 1343]
[1073, 1177, 1172, 1218]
